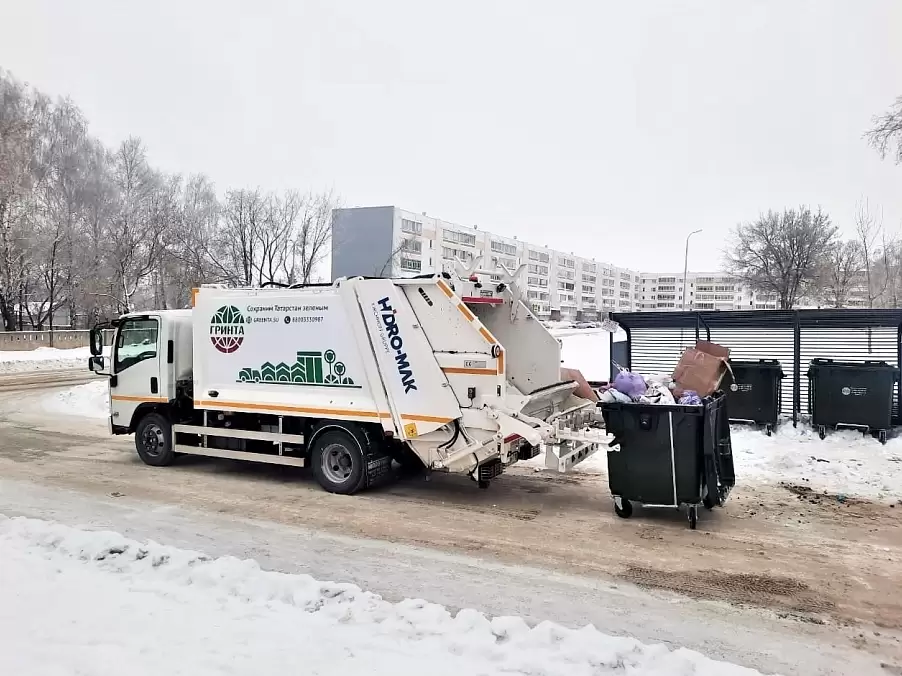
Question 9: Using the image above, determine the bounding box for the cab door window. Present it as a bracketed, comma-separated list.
[114, 318, 159, 372]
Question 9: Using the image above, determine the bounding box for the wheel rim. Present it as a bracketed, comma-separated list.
[321, 442, 354, 484]
[140, 423, 165, 457]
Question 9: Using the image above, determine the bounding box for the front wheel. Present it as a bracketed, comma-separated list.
[614, 497, 633, 519]
[135, 412, 175, 467]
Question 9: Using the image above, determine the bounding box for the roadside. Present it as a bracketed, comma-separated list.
[1, 377, 901, 675]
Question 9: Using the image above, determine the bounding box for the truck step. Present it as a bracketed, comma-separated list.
[173, 445, 305, 467]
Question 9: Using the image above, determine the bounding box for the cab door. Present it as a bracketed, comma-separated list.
[110, 315, 164, 431]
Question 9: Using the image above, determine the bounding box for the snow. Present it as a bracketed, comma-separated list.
[41, 380, 109, 419]
[0, 515, 769, 676]
[0, 346, 93, 373]
[730, 424, 902, 502]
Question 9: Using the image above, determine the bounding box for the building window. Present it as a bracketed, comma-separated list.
[443, 229, 477, 247]
[528, 264, 548, 276]
[400, 257, 421, 272]
[582, 284, 594, 293]
[581, 274, 596, 283]
[581, 296, 595, 305]
[582, 262, 597, 273]
[620, 272, 632, 280]
[528, 276, 548, 287]
[558, 281, 575, 291]
[401, 219, 422, 235]
[658, 276, 676, 283]
[528, 250, 550, 263]
[601, 287, 614, 297]
[491, 240, 517, 256]
[558, 256, 575, 268]
[492, 256, 517, 269]
[442, 246, 473, 261]
[620, 281, 630, 290]
[559, 269, 575, 280]
[402, 238, 422, 254]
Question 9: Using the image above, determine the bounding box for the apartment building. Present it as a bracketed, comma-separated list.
[639, 272, 779, 311]
[331, 206, 642, 320]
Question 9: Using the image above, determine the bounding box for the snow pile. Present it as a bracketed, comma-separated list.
[731, 424, 902, 502]
[0, 515, 770, 676]
[41, 380, 109, 419]
[0, 346, 92, 373]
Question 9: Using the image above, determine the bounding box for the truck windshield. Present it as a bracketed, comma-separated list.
[114, 318, 159, 372]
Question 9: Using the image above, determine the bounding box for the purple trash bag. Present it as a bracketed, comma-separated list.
[613, 371, 647, 399]
[679, 390, 702, 405]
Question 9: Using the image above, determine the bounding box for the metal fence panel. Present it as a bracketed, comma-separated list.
[611, 309, 902, 425]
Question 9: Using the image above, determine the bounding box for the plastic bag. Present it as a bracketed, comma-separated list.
[679, 390, 702, 405]
[612, 371, 647, 399]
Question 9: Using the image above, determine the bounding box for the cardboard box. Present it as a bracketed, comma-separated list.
[672, 341, 731, 397]
[561, 367, 599, 402]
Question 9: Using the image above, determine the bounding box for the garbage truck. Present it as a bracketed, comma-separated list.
[88, 262, 607, 494]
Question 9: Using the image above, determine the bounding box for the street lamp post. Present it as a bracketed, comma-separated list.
[682, 229, 703, 311]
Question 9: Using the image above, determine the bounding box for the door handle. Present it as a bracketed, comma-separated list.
[150, 377, 158, 394]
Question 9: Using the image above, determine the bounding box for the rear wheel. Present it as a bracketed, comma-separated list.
[135, 412, 174, 467]
[311, 426, 367, 494]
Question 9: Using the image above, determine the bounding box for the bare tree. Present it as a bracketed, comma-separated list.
[854, 200, 889, 308]
[866, 95, 902, 164]
[817, 240, 863, 308]
[725, 207, 837, 309]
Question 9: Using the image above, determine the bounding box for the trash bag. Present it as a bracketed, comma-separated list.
[613, 371, 647, 399]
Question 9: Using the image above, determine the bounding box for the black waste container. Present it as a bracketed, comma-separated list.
[807, 359, 898, 443]
[723, 360, 784, 435]
[600, 393, 735, 529]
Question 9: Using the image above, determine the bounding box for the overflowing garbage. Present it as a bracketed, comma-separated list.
[597, 340, 730, 406]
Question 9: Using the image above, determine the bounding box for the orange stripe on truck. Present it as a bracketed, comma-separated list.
[436, 280, 454, 298]
[442, 366, 498, 376]
[400, 413, 454, 424]
[457, 303, 475, 322]
[478, 327, 497, 344]
[497, 349, 505, 374]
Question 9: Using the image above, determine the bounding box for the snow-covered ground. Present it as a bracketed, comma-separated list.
[0, 346, 93, 373]
[0, 514, 767, 676]
[42, 379, 109, 419]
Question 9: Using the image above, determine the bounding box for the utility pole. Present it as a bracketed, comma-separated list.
[682, 229, 703, 310]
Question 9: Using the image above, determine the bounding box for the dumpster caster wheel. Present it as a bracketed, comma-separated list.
[879, 430, 888, 445]
[613, 498, 632, 519]
[817, 425, 826, 440]
[688, 505, 698, 530]
[765, 424, 773, 437]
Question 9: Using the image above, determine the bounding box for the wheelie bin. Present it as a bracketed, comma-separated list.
[600, 393, 735, 529]
[807, 359, 898, 444]
[722, 360, 784, 435]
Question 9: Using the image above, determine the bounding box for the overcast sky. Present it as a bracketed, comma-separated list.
[2, 0, 900, 272]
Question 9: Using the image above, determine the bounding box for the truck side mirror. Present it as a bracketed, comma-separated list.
[89, 327, 104, 356]
[88, 356, 105, 373]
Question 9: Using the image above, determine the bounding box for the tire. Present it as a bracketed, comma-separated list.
[703, 493, 715, 510]
[614, 497, 633, 519]
[310, 425, 368, 495]
[818, 426, 826, 440]
[688, 505, 698, 530]
[135, 412, 175, 467]
[879, 430, 888, 445]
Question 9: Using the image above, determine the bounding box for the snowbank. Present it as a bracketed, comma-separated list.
[731, 424, 902, 502]
[0, 516, 769, 676]
[41, 380, 109, 419]
[0, 346, 92, 373]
